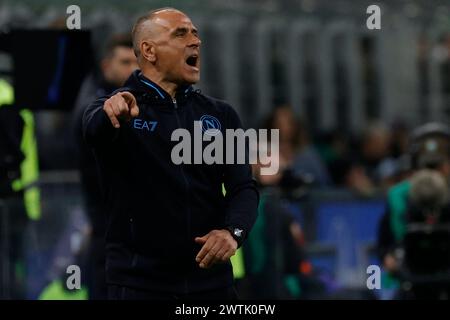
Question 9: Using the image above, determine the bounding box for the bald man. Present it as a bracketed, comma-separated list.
[82, 8, 259, 300]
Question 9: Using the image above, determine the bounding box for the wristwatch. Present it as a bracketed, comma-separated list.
[225, 226, 245, 247]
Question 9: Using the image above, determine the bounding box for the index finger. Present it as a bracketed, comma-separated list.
[103, 102, 120, 128]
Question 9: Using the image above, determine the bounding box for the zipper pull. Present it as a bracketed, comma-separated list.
[172, 98, 178, 109]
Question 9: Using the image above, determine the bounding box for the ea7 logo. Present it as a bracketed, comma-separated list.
[366, 265, 381, 290]
[133, 119, 158, 132]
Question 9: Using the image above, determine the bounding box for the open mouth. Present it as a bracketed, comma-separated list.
[186, 55, 199, 68]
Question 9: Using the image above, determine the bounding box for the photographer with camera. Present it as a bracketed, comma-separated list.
[377, 122, 450, 299]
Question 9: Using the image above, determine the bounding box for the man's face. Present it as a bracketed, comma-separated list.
[102, 46, 138, 87]
[152, 11, 201, 85]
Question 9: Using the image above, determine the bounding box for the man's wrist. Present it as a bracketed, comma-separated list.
[225, 226, 245, 247]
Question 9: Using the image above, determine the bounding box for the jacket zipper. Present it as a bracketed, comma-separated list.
[173, 97, 191, 295]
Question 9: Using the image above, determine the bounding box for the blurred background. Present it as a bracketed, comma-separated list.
[1, 0, 450, 300]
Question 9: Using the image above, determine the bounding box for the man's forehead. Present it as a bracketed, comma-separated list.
[152, 11, 195, 31]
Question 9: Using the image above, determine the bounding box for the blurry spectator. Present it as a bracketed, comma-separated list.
[373, 121, 412, 188]
[360, 121, 392, 183]
[317, 130, 376, 196]
[318, 120, 410, 194]
[344, 163, 377, 196]
[315, 130, 349, 175]
[263, 105, 330, 187]
[389, 120, 410, 159]
[71, 33, 137, 300]
[241, 190, 308, 299]
[74, 34, 138, 116]
[244, 161, 322, 299]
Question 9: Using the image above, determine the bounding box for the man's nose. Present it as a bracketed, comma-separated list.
[189, 35, 201, 47]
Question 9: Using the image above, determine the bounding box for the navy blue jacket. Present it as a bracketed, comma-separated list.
[83, 70, 259, 293]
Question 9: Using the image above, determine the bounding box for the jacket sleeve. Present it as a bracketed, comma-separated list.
[223, 105, 259, 246]
[82, 88, 133, 146]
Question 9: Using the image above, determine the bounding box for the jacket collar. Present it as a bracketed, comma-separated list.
[123, 70, 195, 104]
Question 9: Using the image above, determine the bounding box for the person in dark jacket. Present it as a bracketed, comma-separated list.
[72, 34, 137, 299]
[82, 7, 259, 300]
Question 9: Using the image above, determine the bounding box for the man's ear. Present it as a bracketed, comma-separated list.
[141, 40, 156, 63]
